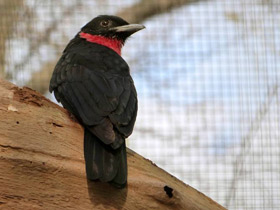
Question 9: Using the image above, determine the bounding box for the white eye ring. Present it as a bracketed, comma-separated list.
[100, 20, 109, 27]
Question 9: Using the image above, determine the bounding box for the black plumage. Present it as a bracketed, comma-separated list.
[49, 15, 144, 188]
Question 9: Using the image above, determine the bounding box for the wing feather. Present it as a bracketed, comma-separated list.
[50, 51, 137, 147]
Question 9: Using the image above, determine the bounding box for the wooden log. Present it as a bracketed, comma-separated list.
[0, 79, 227, 210]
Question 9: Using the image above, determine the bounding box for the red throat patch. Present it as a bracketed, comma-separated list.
[79, 32, 123, 55]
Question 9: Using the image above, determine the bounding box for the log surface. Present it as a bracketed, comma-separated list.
[0, 79, 227, 210]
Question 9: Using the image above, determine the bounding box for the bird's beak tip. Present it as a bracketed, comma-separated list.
[111, 24, 146, 33]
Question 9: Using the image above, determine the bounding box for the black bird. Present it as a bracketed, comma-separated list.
[49, 15, 145, 188]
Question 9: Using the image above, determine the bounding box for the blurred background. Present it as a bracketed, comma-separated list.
[1, 0, 279, 209]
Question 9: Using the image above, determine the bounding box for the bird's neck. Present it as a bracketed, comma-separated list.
[79, 32, 123, 55]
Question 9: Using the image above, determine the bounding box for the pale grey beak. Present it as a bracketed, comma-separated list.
[110, 24, 145, 34]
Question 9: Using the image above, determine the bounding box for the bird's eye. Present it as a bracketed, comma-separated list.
[100, 20, 110, 27]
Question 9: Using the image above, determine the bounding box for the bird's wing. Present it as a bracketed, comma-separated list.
[49, 52, 137, 147]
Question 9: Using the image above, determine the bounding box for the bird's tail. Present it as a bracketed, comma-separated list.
[83, 128, 127, 188]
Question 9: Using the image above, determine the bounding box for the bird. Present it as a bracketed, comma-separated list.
[49, 15, 145, 188]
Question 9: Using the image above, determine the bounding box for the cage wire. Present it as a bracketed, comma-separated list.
[1, 0, 280, 209]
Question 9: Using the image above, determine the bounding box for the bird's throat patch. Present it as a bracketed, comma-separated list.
[79, 32, 123, 55]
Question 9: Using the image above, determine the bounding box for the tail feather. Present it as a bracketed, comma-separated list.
[110, 143, 127, 188]
[84, 128, 127, 187]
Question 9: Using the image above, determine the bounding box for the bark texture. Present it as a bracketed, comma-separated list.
[0, 79, 227, 210]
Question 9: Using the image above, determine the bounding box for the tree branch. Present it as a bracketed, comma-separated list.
[0, 79, 226, 210]
[0, 0, 24, 78]
[13, 1, 82, 74]
[117, 0, 205, 23]
[225, 84, 279, 206]
[26, 0, 205, 94]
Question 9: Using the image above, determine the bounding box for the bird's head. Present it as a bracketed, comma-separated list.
[79, 15, 145, 55]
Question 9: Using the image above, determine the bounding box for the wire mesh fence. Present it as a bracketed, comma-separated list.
[1, 0, 280, 209]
